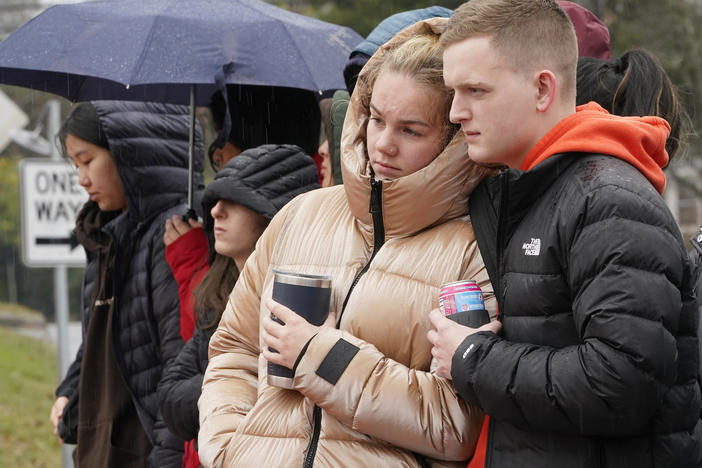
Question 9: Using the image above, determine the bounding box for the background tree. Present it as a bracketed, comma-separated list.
[586, 0, 701, 148]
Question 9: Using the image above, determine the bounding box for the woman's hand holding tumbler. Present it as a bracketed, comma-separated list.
[261, 299, 336, 370]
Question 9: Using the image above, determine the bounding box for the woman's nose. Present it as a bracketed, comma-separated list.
[375, 129, 396, 156]
[211, 200, 225, 218]
[77, 167, 90, 187]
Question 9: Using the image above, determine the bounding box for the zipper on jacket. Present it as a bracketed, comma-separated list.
[484, 174, 509, 468]
[303, 406, 322, 468]
[338, 177, 386, 321]
[495, 174, 509, 313]
[303, 177, 385, 468]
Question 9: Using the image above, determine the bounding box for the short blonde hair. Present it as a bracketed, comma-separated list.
[442, 0, 578, 99]
[357, 33, 458, 147]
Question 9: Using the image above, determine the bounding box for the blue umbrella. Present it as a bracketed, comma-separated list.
[0, 0, 363, 209]
[0, 0, 362, 103]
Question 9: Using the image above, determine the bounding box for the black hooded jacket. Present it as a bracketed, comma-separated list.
[55, 100, 204, 467]
[457, 153, 702, 468]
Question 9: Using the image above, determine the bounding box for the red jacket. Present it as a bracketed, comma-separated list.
[165, 227, 209, 342]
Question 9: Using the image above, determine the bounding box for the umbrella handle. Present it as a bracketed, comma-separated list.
[181, 208, 198, 222]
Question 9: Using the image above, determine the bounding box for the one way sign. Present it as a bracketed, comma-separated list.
[19, 159, 88, 267]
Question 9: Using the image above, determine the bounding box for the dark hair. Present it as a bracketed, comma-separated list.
[208, 85, 321, 161]
[193, 254, 239, 330]
[57, 102, 109, 157]
[577, 49, 692, 161]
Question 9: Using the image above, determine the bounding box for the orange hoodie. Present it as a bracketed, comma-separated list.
[519, 102, 670, 194]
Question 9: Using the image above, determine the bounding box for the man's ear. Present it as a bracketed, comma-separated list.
[535, 70, 557, 112]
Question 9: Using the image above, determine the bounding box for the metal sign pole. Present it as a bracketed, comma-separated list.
[46, 99, 74, 468]
[47, 100, 71, 385]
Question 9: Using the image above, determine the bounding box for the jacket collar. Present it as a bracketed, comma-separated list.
[483, 154, 579, 240]
[340, 18, 497, 240]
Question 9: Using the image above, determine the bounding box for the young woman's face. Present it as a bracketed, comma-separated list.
[366, 71, 446, 180]
[65, 134, 127, 211]
[210, 200, 267, 263]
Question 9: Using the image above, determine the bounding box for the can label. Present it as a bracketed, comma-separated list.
[439, 280, 484, 316]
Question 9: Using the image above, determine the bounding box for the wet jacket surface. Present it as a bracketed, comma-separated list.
[55, 100, 204, 467]
[458, 103, 702, 467]
[691, 226, 702, 379]
[198, 19, 497, 468]
[159, 324, 213, 442]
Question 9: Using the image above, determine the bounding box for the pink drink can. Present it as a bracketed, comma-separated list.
[439, 280, 489, 328]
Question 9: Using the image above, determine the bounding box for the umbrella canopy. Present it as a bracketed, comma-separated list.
[0, 0, 363, 213]
[0, 0, 363, 104]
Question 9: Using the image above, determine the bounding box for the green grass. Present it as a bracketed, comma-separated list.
[0, 326, 62, 467]
[0, 302, 44, 317]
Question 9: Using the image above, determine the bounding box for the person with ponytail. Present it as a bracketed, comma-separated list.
[576, 48, 690, 162]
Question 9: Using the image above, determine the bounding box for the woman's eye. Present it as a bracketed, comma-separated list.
[404, 128, 421, 137]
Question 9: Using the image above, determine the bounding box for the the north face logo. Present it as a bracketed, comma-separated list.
[522, 238, 541, 256]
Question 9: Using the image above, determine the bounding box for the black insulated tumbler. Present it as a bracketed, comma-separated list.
[267, 269, 332, 389]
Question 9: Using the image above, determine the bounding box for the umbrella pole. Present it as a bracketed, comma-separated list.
[186, 84, 196, 219]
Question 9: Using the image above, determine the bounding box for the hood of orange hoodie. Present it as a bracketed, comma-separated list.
[519, 102, 670, 193]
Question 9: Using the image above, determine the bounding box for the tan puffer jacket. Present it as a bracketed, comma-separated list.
[198, 18, 498, 468]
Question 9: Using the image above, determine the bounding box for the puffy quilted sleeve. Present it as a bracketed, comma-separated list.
[293, 328, 485, 462]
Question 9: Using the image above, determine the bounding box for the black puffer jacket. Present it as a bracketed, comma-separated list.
[158, 324, 213, 442]
[457, 153, 702, 468]
[55, 100, 204, 467]
[691, 226, 702, 379]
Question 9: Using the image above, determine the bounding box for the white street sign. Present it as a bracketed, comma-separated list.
[19, 158, 88, 267]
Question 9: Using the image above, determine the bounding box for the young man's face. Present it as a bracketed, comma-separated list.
[444, 36, 540, 169]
